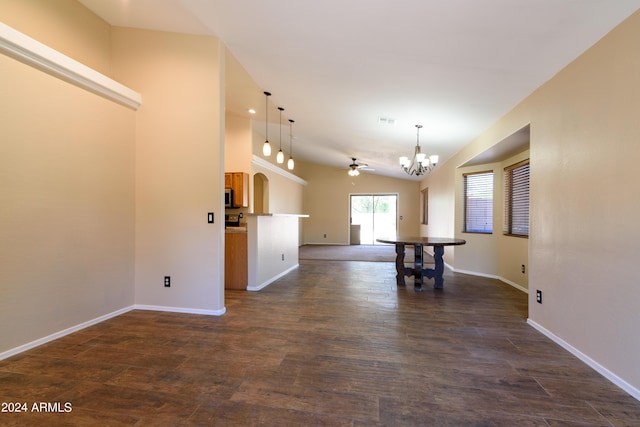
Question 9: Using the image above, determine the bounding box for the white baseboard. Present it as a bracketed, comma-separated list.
[0, 306, 134, 360]
[0, 304, 227, 360]
[247, 264, 299, 291]
[134, 304, 226, 316]
[527, 319, 640, 402]
[454, 268, 529, 294]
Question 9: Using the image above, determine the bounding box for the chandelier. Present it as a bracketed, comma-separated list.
[399, 124, 439, 176]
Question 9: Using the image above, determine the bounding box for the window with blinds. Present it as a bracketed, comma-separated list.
[504, 160, 530, 237]
[463, 171, 493, 233]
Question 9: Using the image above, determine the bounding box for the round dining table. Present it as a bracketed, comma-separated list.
[376, 236, 466, 291]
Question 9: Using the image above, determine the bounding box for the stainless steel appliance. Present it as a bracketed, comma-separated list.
[225, 213, 242, 228]
[224, 188, 233, 208]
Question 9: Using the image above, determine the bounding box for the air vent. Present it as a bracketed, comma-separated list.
[378, 116, 397, 126]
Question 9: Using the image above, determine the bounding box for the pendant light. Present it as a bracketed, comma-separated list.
[262, 91, 272, 156]
[276, 107, 285, 164]
[287, 119, 295, 170]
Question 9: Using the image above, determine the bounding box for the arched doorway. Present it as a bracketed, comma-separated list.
[253, 173, 269, 214]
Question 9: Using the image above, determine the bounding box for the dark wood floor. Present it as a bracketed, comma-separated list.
[2, 259, 639, 426]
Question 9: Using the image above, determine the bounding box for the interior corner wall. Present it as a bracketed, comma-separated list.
[422, 10, 640, 393]
[297, 161, 420, 245]
[110, 27, 225, 313]
[0, 50, 136, 352]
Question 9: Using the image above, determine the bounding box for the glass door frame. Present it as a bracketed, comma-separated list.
[349, 193, 399, 245]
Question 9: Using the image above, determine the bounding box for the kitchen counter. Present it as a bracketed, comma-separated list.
[225, 226, 247, 233]
[246, 213, 308, 291]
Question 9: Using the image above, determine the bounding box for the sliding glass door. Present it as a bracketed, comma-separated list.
[350, 194, 397, 245]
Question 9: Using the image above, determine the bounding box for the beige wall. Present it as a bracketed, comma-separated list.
[225, 113, 252, 174]
[297, 162, 420, 245]
[0, 1, 136, 352]
[0, 0, 112, 75]
[1, 1, 228, 357]
[111, 27, 225, 313]
[423, 10, 640, 392]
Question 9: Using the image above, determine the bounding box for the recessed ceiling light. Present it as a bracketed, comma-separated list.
[378, 116, 397, 126]
[248, 109, 256, 114]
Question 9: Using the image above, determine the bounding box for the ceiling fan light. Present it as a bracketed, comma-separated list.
[348, 168, 359, 176]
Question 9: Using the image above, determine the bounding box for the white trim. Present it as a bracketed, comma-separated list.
[252, 155, 308, 186]
[527, 319, 640, 402]
[454, 268, 529, 294]
[0, 306, 134, 360]
[134, 304, 226, 316]
[0, 304, 226, 360]
[498, 277, 528, 294]
[247, 264, 299, 291]
[0, 22, 141, 110]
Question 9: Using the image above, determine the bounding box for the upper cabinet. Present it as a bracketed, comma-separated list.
[225, 172, 249, 207]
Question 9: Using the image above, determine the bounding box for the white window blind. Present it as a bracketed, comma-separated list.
[504, 160, 530, 237]
[464, 171, 493, 233]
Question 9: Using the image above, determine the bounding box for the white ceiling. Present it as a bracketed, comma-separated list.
[78, 0, 640, 180]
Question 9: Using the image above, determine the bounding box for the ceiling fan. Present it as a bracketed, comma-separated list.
[348, 158, 373, 176]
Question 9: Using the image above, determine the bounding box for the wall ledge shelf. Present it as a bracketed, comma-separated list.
[0, 22, 141, 110]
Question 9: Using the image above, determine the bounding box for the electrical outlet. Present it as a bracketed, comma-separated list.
[281, 253, 285, 261]
[521, 264, 526, 274]
[164, 276, 171, 287]
[324, 234, 327, 238]
[536, 290, 542, 304]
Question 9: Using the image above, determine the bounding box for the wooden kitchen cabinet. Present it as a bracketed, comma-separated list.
[225, 232, 247, 290]
[225, 172, 249, 207]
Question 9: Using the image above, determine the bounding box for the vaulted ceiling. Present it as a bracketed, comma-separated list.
[78, 0, 640, 179]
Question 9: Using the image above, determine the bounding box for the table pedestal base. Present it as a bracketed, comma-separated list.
[393, 244, 446, 291]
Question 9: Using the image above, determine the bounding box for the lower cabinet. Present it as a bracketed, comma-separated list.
[225, 232, 247, 290]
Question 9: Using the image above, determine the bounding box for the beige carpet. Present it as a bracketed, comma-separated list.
[299, 244, 419, 262]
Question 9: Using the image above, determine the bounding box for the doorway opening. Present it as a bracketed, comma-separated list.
[350, 194, 398, 245]
[253, 173, 269, 214]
